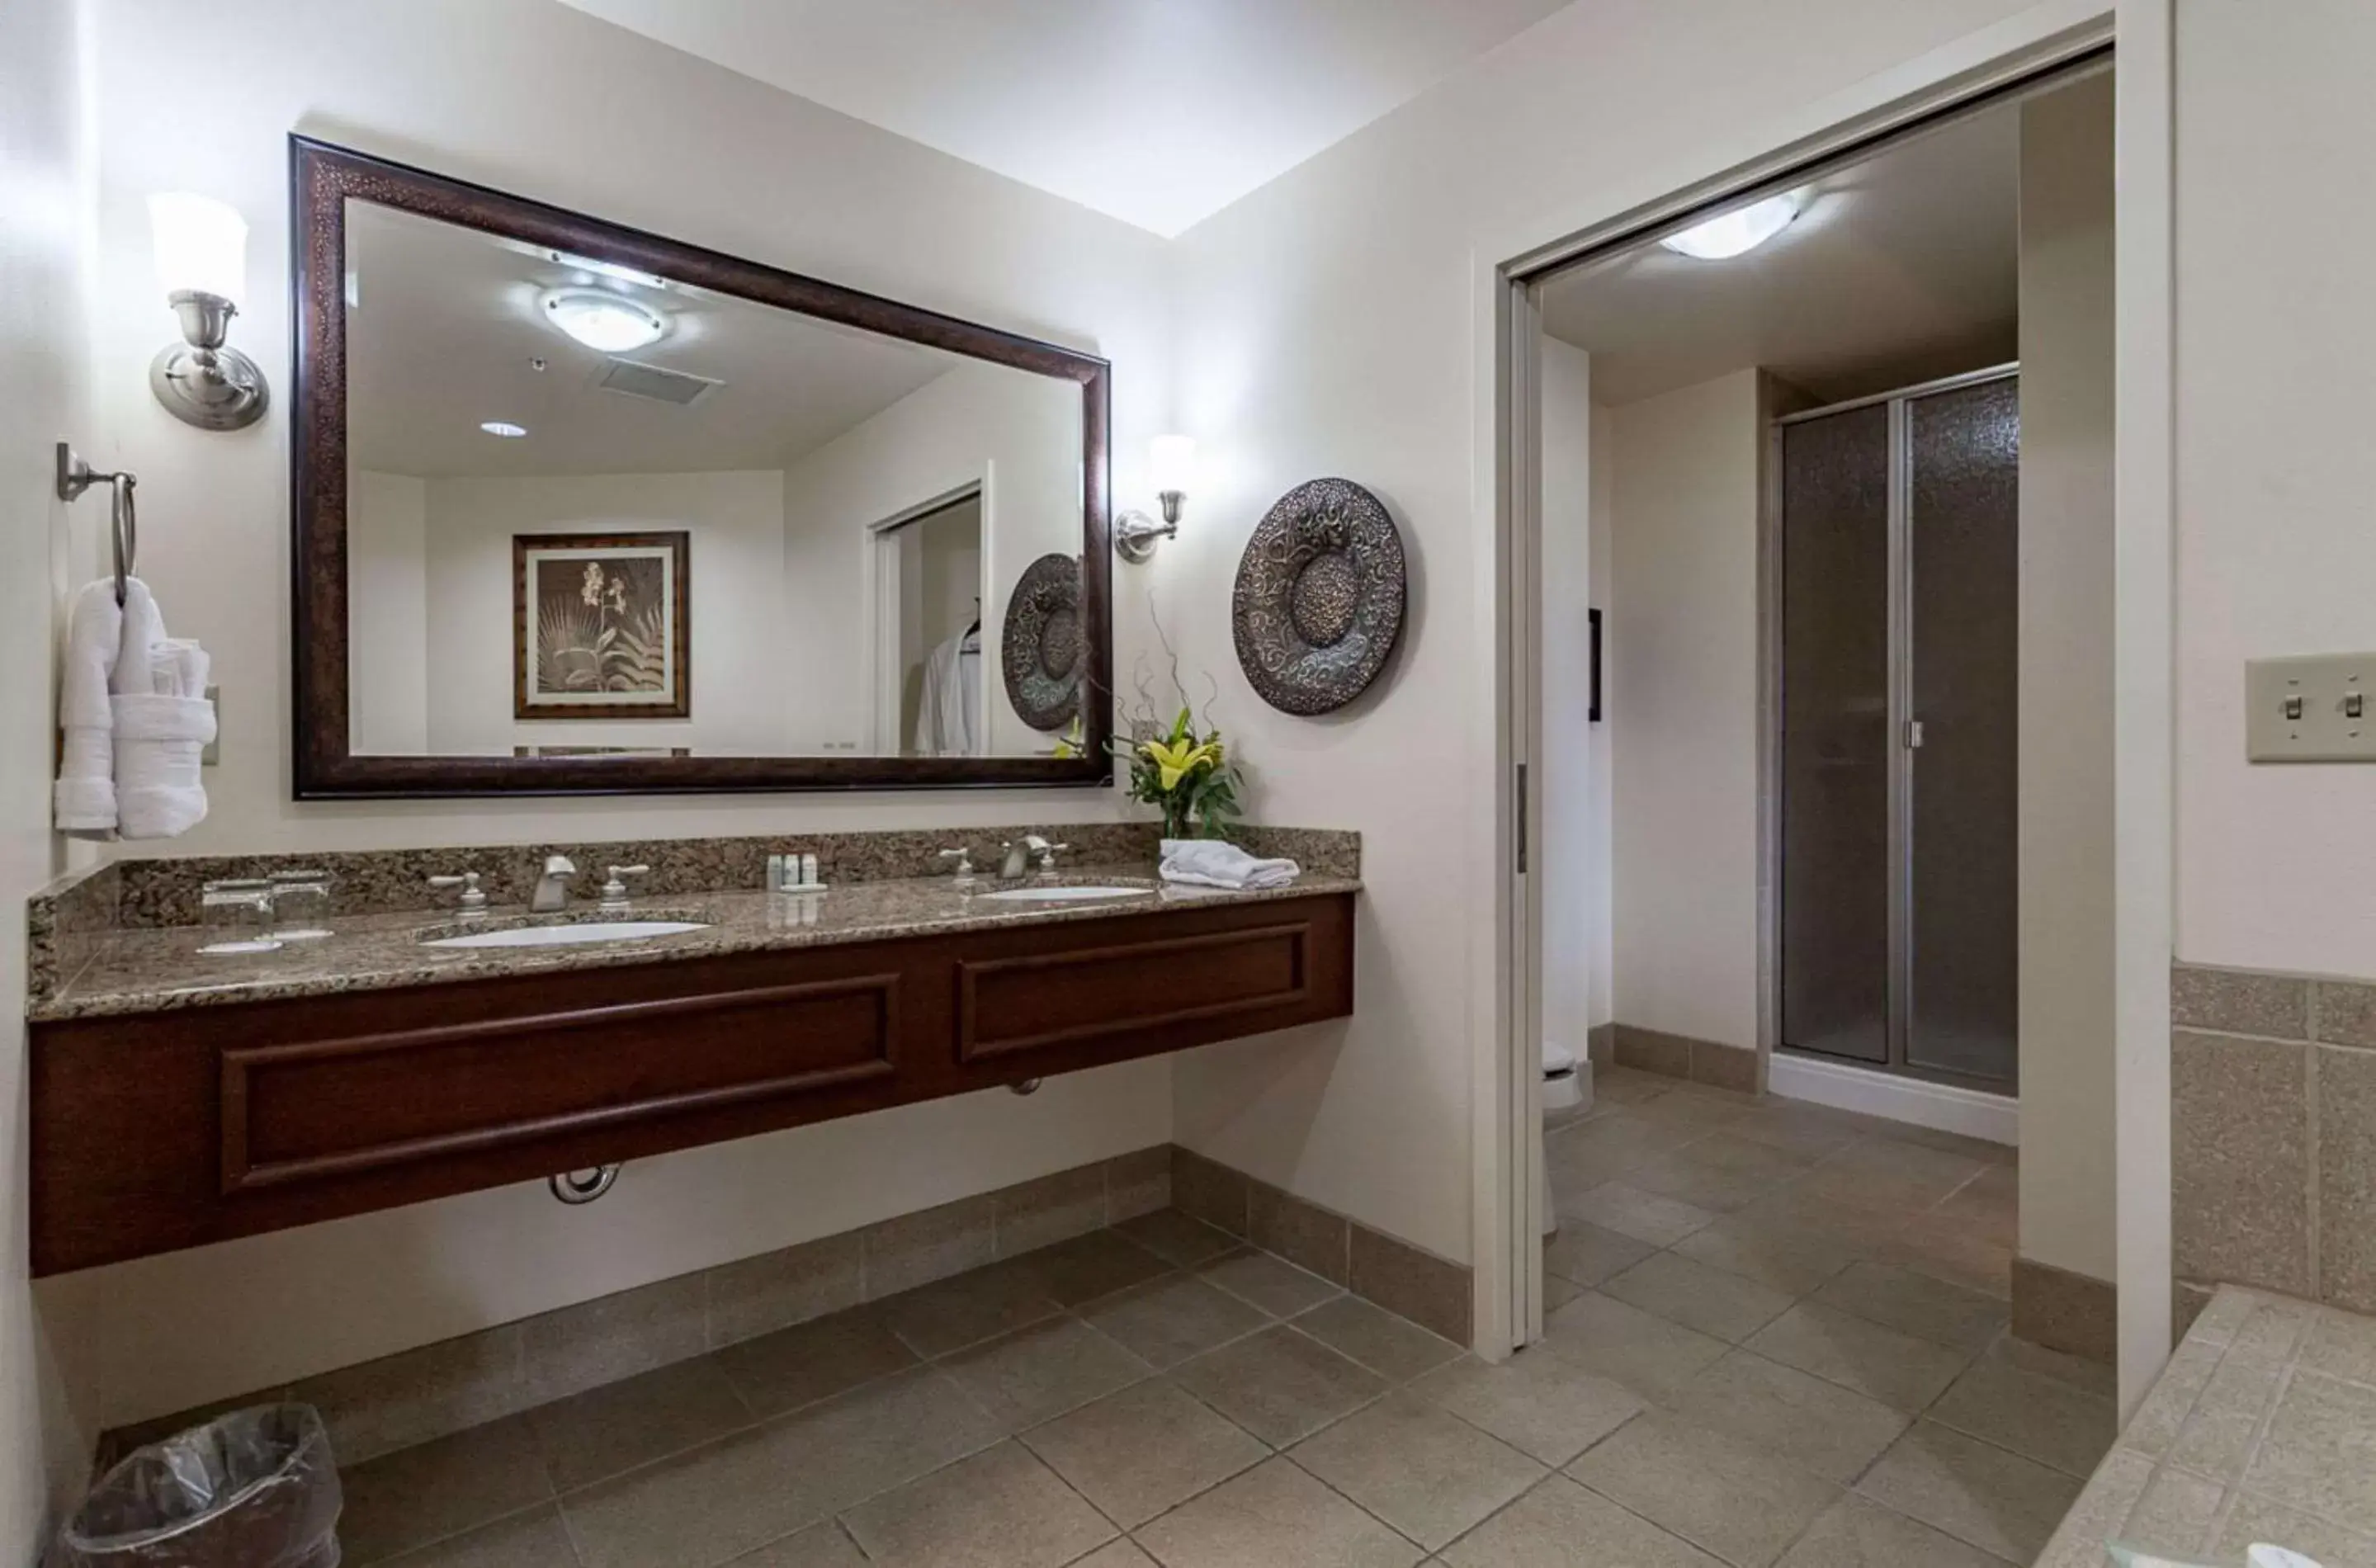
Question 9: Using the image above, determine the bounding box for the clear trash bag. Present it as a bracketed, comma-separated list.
[52, 1404, 341, 1568]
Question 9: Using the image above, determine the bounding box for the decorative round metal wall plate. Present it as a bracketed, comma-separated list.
[1003, 552, 1084, 731]
[1232, 479, 1406, 716]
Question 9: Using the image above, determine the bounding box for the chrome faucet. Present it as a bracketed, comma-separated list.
[531, 854, 578, 914]
[999, 835, 1049, 881]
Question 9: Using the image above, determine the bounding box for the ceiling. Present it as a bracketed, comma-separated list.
[555, 0, 1572, 238]
[347, 202, 982, 479]
[1540, 102, 2022, 407]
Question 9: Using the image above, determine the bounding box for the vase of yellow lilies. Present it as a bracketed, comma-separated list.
[1117, 706, 1241, 840]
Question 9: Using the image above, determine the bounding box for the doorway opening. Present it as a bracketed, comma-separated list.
[1495, 37, 2136, 1417]
[868, 481, 987, 758]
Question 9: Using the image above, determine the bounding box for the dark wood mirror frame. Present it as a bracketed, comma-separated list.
[290, 135, 1113, 799]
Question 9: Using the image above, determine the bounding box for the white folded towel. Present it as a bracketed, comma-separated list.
[53, 577, 210, 839]
[1159, 838, 1301, 890]
[113, 693, 214, 840]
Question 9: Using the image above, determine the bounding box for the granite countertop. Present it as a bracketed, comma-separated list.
[31, 865, 1362, 1022]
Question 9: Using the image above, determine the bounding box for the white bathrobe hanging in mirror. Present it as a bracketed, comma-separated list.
[913, 627, 981, 756]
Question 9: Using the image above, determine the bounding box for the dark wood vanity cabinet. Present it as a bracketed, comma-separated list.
[31, 894, 1353, 1276]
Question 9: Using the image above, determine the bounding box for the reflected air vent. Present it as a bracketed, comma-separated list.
[595, 358, 721, 407]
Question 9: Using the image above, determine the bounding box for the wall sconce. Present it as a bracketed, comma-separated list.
[1114, 435, 1196, 564]
[147, 193, 268, 431]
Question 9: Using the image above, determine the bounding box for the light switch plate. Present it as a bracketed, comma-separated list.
[2246, 654, 2376, 761]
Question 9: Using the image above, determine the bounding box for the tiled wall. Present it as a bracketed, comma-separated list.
[103, 1148, 1171, 1467]
[1604, 1023, 1761, 1095]
[2172, 961, 2376, 1314]
[101, 1137, 1471, 1471]
[1169, 1147, 1473, 1347]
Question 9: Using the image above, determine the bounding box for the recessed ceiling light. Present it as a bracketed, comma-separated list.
[479, 420, 527, 438]
[1659, 193, 1803, 261]
[538, 288, 668, 352]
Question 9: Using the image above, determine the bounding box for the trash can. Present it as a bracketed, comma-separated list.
[53, 1403, 341, 1568]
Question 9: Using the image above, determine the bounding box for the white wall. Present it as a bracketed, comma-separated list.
[422, 470, 789, 755]
[73, 0, 1174, 1428]
[1167, 0, 2038, 1262]
[349, 468, 428, 753]
[2017, 76, 2117, 1283]
[2, 0, 102, 1541]
[781, 359, 1084, 757]
[1606, 371, 1765, 1051]
[2173, 0, 2376, 977]
[1538, 338, 1594, 1060]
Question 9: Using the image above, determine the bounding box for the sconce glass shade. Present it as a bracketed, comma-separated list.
[148, 193, 248, 305]
[1150, 435, 1197, 497]
[146, 191, 266, 430]
[1117, 435, 1197, 564]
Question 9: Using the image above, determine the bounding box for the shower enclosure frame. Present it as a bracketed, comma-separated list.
[1763, 362, 2022, 1094]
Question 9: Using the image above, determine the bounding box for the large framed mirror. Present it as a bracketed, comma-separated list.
[291, 136, 1112, 797]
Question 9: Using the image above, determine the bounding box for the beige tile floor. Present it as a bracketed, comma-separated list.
[333, 1069, 2110, 1567]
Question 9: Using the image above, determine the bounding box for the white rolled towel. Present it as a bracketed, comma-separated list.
[113, 692, 214, 840]
[152, 638, 209, 699]
[1159, 838, 1301, 890]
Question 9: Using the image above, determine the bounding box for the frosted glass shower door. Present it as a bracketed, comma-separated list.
[1775, 368, 2019, 1089]
[1778, 404, 1892, 1066]
[1904, 376, 2019, 1083]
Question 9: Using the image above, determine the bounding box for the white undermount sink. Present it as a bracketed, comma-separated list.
[977, 886, 1150, 903]
[423, 920, 709, 949]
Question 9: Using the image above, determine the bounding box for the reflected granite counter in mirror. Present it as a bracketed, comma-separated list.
[292, 136, 1112, 796]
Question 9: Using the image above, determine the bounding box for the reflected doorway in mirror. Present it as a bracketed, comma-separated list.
[512, 531, 691, 719]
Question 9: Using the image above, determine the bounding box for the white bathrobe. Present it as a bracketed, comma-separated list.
[912, 631, 981, 757]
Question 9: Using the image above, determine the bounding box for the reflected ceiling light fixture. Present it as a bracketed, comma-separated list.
[1115, 435, 1197, 564]
[479, 421, 528, 438]
[538, 288, 668, 352]
[544, 249, 671, 290]
[1659, 191, 1803, 261]
[147, 192, 268, 430]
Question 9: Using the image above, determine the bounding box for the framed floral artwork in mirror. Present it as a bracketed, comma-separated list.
[513, 531, 691, 720]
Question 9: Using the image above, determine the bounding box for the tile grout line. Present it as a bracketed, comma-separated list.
[827, 1513, 876, 1564]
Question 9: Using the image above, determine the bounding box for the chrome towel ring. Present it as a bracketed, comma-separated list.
[55, 442, 139, 605]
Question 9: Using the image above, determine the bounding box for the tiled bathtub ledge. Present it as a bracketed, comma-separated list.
[2035, 1285, 2376, 1566]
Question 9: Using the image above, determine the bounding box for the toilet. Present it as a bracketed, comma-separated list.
[1539, 1041, 1591, 1235]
